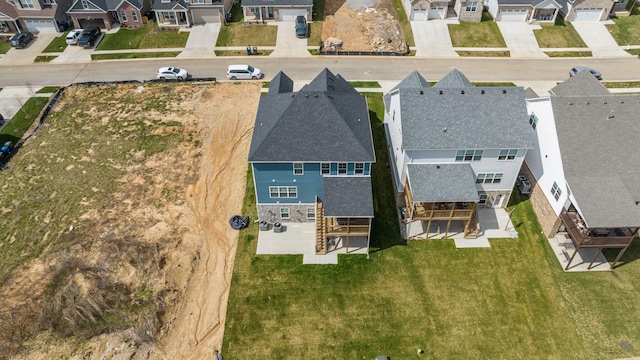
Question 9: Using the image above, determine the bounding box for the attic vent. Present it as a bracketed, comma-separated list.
[620, 100, 624, 104]
[603, 100, 607, 104]
[461, 90, 465, 95]
[607, 110, 615, 120]
[436, 165, 440, 169]
[481, 90, 485, 94]
[439, 90, 443, 95]
[443, 127, 447, 132]
[502, 90, 507, 94]
[328, 95, 333, 100]
[569, 101, 573, 105]
[314, 94, 319, 98]
[585, 101, 589, 105]
[304, 93, 309, 98]
[419, 90, 423, 95]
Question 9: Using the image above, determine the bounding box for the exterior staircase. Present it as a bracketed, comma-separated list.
[315, 201, 327, 254]
[464, 210, 479, 239]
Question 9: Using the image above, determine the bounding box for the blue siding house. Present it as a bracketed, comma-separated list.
[248, 69, 376, 255]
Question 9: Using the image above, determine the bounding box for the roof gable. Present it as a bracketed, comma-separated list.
[390, 70, 430, 91]
[433, 68, 474, 88]
[268, 71, 294, 94]
[550, 71, 610, 97]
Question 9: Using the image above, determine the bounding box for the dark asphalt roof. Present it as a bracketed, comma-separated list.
[549, 70, 610, 97]
[407, 164, 479, 202]
[242, 0, 312, 6]
[248, 68, 375, 162]
[71, 0, 143, 11]
[323, 177, 374, 217]
[550, 81, 640, 227]
[392, 70, 534, 150]
[269, 71, 293, 94]
[152, 0, 188, 10]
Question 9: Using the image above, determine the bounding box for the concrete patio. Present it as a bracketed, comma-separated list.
[256, 222, 368, 264]
[547, 233, 610, 272]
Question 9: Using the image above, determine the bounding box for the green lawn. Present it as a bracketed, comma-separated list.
[448, 13, 506, 47]
[36, 86, 60, 93]
[0, 37, 11, 54]
[391, 0, 414, 47]
[607, 7, 640, 45]
[91, 51, 181, 60]
[96, 24, 188, 50]
[534, 17, 587, 48]
[545, 51, 592, 57]
[34, 55, 56, 62]
[223, 92, 640, 359]
[0, 97, 48, 146]
[456, 51, 510, 57]
[216, 22, 277, 47]
[42, 32, 69, 53]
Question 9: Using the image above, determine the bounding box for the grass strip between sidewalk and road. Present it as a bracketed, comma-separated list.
[91, 51, 181, 60]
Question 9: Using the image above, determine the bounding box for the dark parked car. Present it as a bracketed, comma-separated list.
[569, 66, 602, 80]
[78, 27, 101, 48]
[9, 32, 34, 48]
[295, 15, 307, 38]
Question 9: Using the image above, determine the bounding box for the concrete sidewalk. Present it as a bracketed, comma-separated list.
[411, 20, 459, 58]
[571, 21, 630, 57]
[497, 22, 547, 58]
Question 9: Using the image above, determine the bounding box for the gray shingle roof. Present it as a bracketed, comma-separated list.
[323, 177, 374, 217]
[242, 0, 312, 6]
[407, 164, 479, 202]
[432, 68, 473, 88]
[71, 0, 142, 11]
[153, 0, 188, 10]
[524, 87, 539, 99]
[392, 70, 534, 150]
[248, 69, 375, 162]
[551, 87, 640, 227]
[390, 70, 430, 91]
[549, 70, 610, 97]
[497, 0, 547, 6]
[269, 71, 293, 95]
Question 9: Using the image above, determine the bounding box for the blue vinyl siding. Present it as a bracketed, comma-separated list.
[254, 163, 324, 204]
[364, 163, 370, 175]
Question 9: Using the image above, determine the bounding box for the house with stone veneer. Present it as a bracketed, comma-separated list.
[384, 69, 534, 239]
[247, 68, 375, 255]
[2, 0, 74, 33]
[152, 0, 232, 28]
[241, 0, 312, 22]
[404, 0, 482, 21]
[523, 71, 640, 270]
[67, 0, 151, 30]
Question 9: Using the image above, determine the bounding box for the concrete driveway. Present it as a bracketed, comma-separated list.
[411, 20, 458, 58]
[269, 22, 310, 57]
[571, 21, 630, 57]
[177, 23, 220, 58]
[497, 22, 547, 58]
[0, 33, 59, 65]
[50, 43, 93, 64]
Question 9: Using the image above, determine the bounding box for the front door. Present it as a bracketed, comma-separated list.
[493, 194, 504, 208]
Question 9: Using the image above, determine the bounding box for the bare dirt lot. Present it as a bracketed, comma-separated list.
[0, 82, 261, 359]
[322, 0, 407, 52]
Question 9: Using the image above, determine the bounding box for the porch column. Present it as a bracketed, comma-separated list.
[552, 9, 558, 22]
[155, 12, 161, 26]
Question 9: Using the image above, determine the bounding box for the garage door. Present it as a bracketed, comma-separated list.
[24, 20, 56, 33]
[498, 9, 527, 21]
[573, 8, 603, 21]
[78, 18, 106, 29]
[412, 10, 427, 20]
[428, 7, 445, 20]
[279, 9, 306, 21]
[192, 9, 221, 24]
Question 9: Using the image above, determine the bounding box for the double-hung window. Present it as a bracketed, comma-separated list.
[120, 9, 127, 21]
[20, 0, 35, 8]
[280, 208, 290, 220]
[551, 182, 562, 201]
[293, 162, 303, 175]
[498, 149, 518, 161]
[529, 113, 538, 129]
[321, 163, 330, 175]
[466, 1, 478, 11]
[476, 173, 503, 184]
[269, 186, 297, 198]
[355, 163, 364, 175]
[456, 149, 483, 161]
[338, 163, 347, 175]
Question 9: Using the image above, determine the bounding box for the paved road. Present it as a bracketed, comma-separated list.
[0, 57, 638, 86]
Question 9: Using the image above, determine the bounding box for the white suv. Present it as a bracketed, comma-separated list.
[226, 64, 264, 80]
[65, 29, 82, 45]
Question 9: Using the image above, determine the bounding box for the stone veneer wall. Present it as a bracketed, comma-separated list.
[456, 0, 483, 22]
[520, 163, 562, 237]
[257, 204, 315, 223]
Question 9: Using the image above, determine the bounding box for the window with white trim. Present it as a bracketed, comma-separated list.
[466, 1, 478, 11]
[479, 194, 488, 205]
[269, 186, 297, 198]
[293, 162, 303, 175]
[551, 182, 562, 201]
[132, 10, 138, 21]
[498, 149, 518, 161]
[250, 6, 260, 13]
[529, 113, 538, 130]
[280, 208, 290, 220]
[476, 173, 503, 184]
[338, 163, 347, 174]
[120, 9, 127, 21]
[321, 163, 330, 175]
[192, 0, 204, 3]
[456, 149, 483, 161]
[20, 0, 35, 8]
[43, 0, 55, 4]
[355, 163, 364, 175]
[164, 11, 176, 20]
[81, 0, 88, 9]
[307, 208, 315, 220]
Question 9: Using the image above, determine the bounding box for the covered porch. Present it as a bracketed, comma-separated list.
[153, 0, 190, 28]
[528, 0, 561, 22]
[403, 164, 479, 240]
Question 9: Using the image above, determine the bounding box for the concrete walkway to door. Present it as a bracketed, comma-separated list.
[410, 20, 459, 57]
[497, 22, 547, 58]
[571, 21, 630, 57]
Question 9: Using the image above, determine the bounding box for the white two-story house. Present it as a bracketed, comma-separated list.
[384, 69, 534, 239]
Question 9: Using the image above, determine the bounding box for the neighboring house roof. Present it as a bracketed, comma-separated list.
[241, 0, 312, 6]
[549, 70, 610, 97]
[323, 177, 374, 217]
[524, 87, 539, 99]
[407, 164, 479, 202]
[269, 71, 294, 95]
[248, 68, 375, 162]
[69, 0, 143, 12]
[389, 70, 430, 92]
[153, 0, 188, 10]
[0, 0, 18, 19]
[497, 0, 554, 7]
[550, 73, 640, 227]
[391, 69, 535, 151]
[432, 68, 473, 88]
